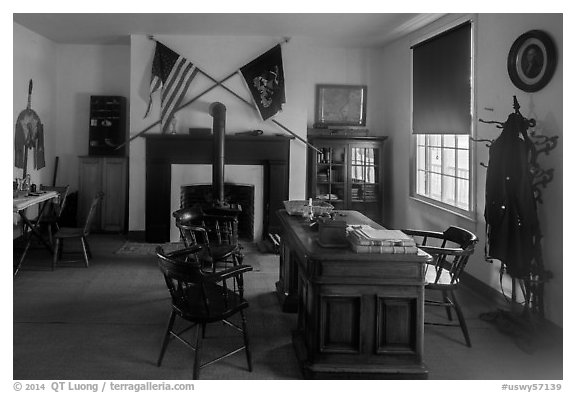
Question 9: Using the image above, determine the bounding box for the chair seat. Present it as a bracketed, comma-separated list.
[173, 282, 249, 323]
[54, 227, 85, 239]
[206, 244, 237, 261]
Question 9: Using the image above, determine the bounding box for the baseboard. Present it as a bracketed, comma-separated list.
[126, 231, 146, 242]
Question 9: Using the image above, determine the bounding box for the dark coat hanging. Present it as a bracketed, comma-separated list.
[484, 113, 540, 278]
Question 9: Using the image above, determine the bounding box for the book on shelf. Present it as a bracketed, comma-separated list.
[350, 242, 419, 254]
[347, 225, 417, 247]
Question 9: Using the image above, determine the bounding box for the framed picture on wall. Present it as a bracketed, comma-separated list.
[507, 30, 557, 93]
[314, 84, 367, 127]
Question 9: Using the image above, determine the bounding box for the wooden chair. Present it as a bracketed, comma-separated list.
[35, 185, 70, 245]
[156, 245, 253, 379]
[52, 192, 104, 270]
[402, 226, 478, 347]
[172, 206, 243, 272]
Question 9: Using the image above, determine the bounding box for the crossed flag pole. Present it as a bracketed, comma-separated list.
[117, 37, 320, 153]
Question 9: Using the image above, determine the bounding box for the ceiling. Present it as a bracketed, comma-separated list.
[13, 13, 445, 47]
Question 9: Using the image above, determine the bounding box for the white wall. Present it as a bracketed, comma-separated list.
[13, 22, 131, 193]
[128, 35, 373, 232]
[54, 44, 130, 191]
[13, 23, 58, 187]
[374, 14, 563, 326]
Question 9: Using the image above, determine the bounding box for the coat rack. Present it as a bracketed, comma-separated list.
[473, 96, 558, 352]
[474, 96, 558, 205]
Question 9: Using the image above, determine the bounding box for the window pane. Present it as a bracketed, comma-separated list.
[430, 147, 441, 173]
[442, 175, 455, 205]
[457, 149, 469, 179]
[442, 147, 456, 176]
[417, 146, 425, 170]
[417, 134, 426, 146]
[417, 170, 426, 195]
[444, 135, 456, 148]
[430, 173, 441, 200]
[429, 135, 441, 147]
[457, 135, 470, 149]
[456, 178, 469, 209]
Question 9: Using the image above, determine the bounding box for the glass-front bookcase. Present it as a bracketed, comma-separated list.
[307, 134, 387, 223]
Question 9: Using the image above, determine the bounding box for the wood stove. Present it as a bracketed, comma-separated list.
[144, 125, 292, 243]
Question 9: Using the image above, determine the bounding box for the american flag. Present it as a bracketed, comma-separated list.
[144, 42, 198, 133]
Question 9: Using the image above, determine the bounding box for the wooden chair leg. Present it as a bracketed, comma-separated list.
[240, 310, 253, 372]
[450, 290, 471, 347]
[52, 238, 61, 271]
[16, 237, 33, 274]
[80, 237, 90, 268]
[193, 323, 204, 380]
[157, 310, 176, 367]
[442, 289, 453, 320]
[84, 237, 93, 259]
[47, 225, 53, 247]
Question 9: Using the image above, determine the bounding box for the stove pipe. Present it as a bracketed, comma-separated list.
[209, 102, 226, 205]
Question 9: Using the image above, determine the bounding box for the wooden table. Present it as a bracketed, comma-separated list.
[276, 209, 431, 379]
[13, 191, 58, 276]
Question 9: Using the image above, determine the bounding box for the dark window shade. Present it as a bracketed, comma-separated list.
[412, 22, 471, 134]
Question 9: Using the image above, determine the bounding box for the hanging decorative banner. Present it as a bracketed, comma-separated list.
[144, 41, 199, 134]
[239, 44, 286, 121]
[15, 80, 45, 176]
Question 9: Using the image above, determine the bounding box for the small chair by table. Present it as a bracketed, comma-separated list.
[52, 192, 104, 269]
[33, 185, 70, 246]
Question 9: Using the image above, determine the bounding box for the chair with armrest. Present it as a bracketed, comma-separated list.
[402, 226, 479, 347]
[156, 245, 253, 379]
[52, 191, 104, 270]
[172, 206, 243, 272]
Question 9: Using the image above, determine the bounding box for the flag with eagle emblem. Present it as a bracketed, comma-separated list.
[240, 44, 285, 121]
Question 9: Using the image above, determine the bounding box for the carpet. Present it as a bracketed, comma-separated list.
[114, 241, 184, 255]
[114, 241, 265, 271]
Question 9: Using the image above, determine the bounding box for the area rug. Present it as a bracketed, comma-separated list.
[114, 241, 184, 255]
[114, 241, 262, 271]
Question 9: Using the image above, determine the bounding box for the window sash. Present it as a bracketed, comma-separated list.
[416, 135, 470, 211]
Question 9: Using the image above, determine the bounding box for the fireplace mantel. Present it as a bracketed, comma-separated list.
[145, 134, 293, 243]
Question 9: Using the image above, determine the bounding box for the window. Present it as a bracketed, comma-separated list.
[416, 134, 470, 210]
[411, 20, 473, 214]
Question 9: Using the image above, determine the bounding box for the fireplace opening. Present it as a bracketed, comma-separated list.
[181, 183, 255, 241]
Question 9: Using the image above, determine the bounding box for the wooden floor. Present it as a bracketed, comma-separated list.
[12, 234, 563, 382]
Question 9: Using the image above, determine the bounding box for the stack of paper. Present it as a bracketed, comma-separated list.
[347, 225, 418, 254]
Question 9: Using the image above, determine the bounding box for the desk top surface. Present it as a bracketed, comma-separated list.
[277, 209, 430, 262]
[13, 191, 58, 212]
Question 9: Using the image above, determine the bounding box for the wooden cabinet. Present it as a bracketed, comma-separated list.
[307, 134, 387, 223]
[78, 156, 127, 232]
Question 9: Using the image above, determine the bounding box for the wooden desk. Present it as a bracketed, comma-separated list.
[277, 210, 431, 379]
[13, 191, 58, 276]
